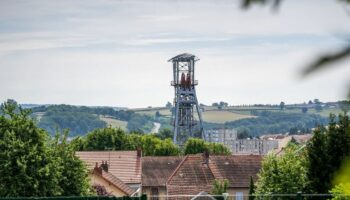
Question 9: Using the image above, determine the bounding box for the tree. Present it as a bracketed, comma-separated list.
[166, 101, 172, 109]
[339, 100, 350, 114]
[279, 101, 285, 110]
[211, 179, 229, 200]
[306, 114, 350, 195]
[237, 129, 250, 139]
[50, 131, 91, 196]
[219, 101, 228, 107]
[306, 127, 330, 194]
[0, 101, 61, 197]
[249, 176, 255, 200]
[0, 100, 91, 197]
[154, 138, 180, 156]
[184, 138, 231, 155]
[327, 114, 350, 180]
[301, 107, 308, 114]
[255, 144, 308, 199]
[84, 127, 127, 150]
[156, 128, 173, 139]
[184, 138, 207, 155]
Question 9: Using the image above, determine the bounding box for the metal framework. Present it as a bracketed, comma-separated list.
[169, 53, 204, 144]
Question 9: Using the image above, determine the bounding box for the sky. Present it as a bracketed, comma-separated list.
[0, 0, 350, 108]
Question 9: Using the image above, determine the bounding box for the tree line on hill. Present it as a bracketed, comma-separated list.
[31, 104, 153, 136]
[225, 111, 328, 136]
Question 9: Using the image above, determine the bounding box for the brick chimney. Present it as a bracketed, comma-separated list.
[203, 151, 209, 164]
[137, 148, 142, 158]
[93, 162, 103, 175]
[101, 161, 109, 172]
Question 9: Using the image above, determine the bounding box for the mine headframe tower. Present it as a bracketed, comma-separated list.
[169, 53, 204, 144]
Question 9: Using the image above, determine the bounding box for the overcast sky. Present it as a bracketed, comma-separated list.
[0, 0, 350, 108]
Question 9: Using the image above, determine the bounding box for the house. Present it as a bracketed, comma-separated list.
[142, 153, 263, 200]
[76, 150, 142, 196]
[142, 156, 184, 200]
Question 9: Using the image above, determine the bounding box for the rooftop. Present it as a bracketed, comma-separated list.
[168, 53, 199, 62]
[142, 156, 183, 187]
[76, 151, 141, 184]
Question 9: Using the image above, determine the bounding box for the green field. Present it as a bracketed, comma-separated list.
[202, 110, 255, 124]
[131, 105, 345, 125]
[99, 116, 128, 130]
[135, 108, 172, 117]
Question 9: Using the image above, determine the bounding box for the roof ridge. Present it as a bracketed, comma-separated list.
[100, 170, 135, 195]
[166, 155, 189, 185]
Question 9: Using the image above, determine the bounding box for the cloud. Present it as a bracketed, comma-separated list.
[0, 0, 349, 107]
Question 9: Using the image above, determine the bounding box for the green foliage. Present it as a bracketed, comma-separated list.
[50, 131, 91, 196]
[211, 179, 229, 195]
[225, 111, 327, 136]
[306, 127, 330, 193]
[38, 105, 106, 136]
[126, 114, 154, 133]
[154, 138, 180, 156]
[184, 138, 207, 155]
[84, 127, 127, 150]
[330, 157, 350, 200]
[33, 104, 154, 135]
[255, 144, 308, 199]
[327, 114, 350, 173]
[0, 101, 91, 197]
[237, 128, 250, 139]
[184, 138, 231, 155]
[0, 101, 59, 197]
[305, 113, 350, 196]
[82, 128, 180, 156]
[249, 176, 255, 200]
[156, 128, 173, 140]
[331, 184, 350, 200]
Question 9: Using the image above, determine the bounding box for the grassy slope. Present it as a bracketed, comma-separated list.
[99, 116, 128, 130]
[202, 110, 255, 124]
[133, 105, 344, 124]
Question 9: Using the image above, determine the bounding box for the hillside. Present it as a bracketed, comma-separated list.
[27, 101, 348, 137]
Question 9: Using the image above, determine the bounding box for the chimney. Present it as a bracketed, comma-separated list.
[137, 148, 142, 158]
[203, 151, 209, 164]
[93, 162, 102, 175]
[101, 161, 109, 172]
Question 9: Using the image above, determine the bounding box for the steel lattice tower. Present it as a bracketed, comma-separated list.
[169, 53, 204, 144]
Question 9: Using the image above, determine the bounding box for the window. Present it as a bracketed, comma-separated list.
[151, 187, 159, 200]
[235, 192, 243, 200]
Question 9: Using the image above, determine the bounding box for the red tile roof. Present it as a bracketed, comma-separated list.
[167, 155, 215, 186]
[142, 156, 183, 186]
[208, 155, 263, 188]
[93, 169, 135, 195]
[76, 151, 141, 184]
[164, 154, 262, 191]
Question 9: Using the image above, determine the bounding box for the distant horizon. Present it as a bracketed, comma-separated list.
[15, 98, 347, 109]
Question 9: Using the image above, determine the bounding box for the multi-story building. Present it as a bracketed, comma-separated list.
[204, 129, 237, 143]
